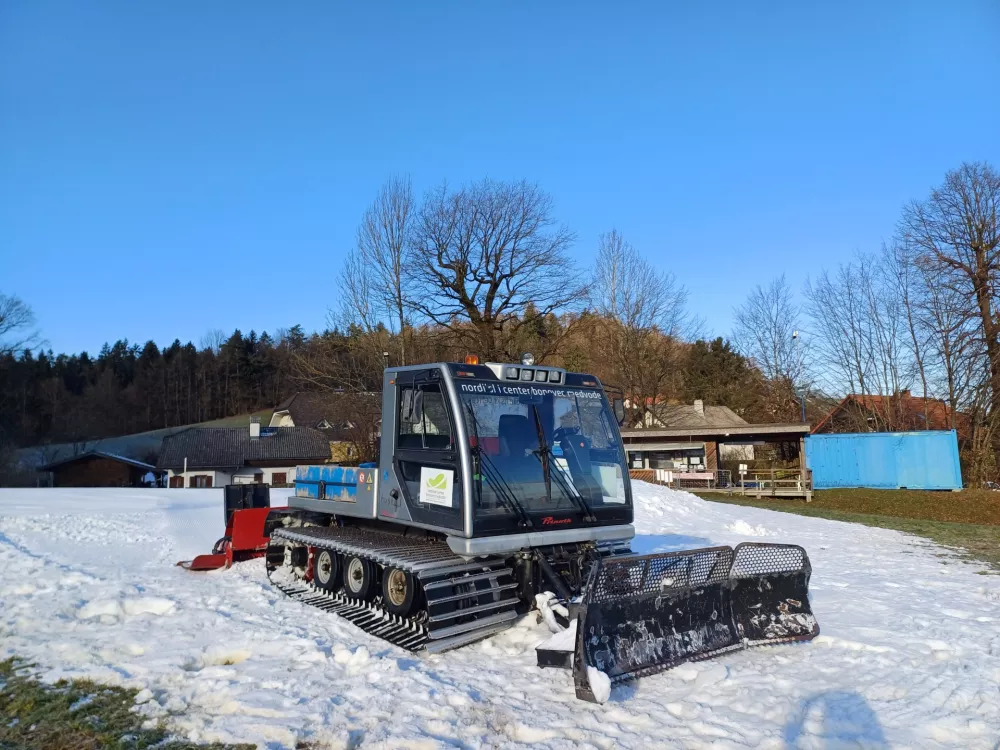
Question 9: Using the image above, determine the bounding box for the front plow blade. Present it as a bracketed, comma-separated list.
[573, 543, 818, 702]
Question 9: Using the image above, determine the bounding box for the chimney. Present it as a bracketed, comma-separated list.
[693, 399, 704, 417]
[249, 416, 261, 440]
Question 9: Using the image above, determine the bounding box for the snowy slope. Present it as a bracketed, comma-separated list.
[2, 484, 999, 749]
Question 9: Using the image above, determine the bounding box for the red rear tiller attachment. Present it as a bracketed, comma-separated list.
[177, 485, 272, 571]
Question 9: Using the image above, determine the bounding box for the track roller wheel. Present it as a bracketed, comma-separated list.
[342, 555, 379, 601]
[382, 567, 419, 617]
[312, 549, 341, 592]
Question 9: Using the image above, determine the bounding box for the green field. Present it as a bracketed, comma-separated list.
[692, 488, 1000, 572]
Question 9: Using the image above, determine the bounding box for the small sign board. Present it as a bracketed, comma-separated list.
[419, 467, 454, 507]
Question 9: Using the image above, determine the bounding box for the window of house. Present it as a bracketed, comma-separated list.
[272, 472, 287, 485]
[169, 475, 184, 488]
[189, 474, 213, 488]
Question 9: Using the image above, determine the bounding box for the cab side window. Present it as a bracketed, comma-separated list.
[398, 384, 454, 450]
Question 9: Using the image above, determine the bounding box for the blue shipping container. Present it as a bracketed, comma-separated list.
[805, 430, 962, 490]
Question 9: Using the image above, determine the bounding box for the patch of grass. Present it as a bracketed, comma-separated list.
[693, 490, 1000, 572]
[0, 657, 253, 750]
[804, 487, 1000, 526]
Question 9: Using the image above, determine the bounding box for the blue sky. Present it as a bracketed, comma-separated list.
[2, 1, 998, 355]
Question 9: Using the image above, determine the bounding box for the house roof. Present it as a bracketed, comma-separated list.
[811, 393, 964, 435]
[648, 402, 749, 429]
[272, 392, 356, 437]
[40, 451, 159, 472]
[621, 423, 810, 442]
[156, 427, 331, 470]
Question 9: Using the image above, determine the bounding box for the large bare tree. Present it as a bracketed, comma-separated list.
[0, 293, 40, 356]
[408, 179, 586, 361]
[899, 162, 1000, 412]
[899, 162, 1000, 480]
[591, 229, 692, 424]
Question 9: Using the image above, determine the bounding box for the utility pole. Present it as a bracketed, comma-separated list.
[792, 331, 806, 422]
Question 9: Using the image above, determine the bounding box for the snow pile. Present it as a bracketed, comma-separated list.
[2, 484, 1000, 748]
[724, 519, 773, 536]
[586, 666, 612, 705]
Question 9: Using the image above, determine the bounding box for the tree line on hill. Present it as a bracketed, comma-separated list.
[0, 316, 798, 451]
[1, 162, 997, 478]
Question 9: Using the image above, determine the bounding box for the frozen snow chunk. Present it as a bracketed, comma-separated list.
[77, 599, 123, 621]
[725, 520, 773, 537]
[123, 596, 176, 617]
[348, 645, 370, 667]
[535, 591, 563, 633]
[202, 646, 252, 666]
[586, 666, 612, 704]
[511, 724, 560, 742]
[537, 620, 576, 653]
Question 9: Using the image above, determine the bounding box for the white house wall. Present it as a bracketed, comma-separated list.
[165, 465, 298, 487]
[229, 466, 297, 484]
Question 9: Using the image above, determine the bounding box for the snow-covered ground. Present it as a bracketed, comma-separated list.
[2, 484, 999, 749]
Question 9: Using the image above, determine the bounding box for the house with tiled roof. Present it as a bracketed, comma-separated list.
[269, 391, 380, 462]
[623, 399, 759, 471]
[811, 391, 968, 438]
[157, 419, 331, 488]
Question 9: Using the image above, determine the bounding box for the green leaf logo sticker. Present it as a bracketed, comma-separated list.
[427, 473, 448, 489]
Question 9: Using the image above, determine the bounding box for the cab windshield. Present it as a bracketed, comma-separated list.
[456, 380, 629, 522]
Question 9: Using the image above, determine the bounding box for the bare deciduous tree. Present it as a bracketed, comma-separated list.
[732, 275, 806, 422]
[591, 229, 692, 424]
[900, 162, 1000, 411]
[199, 329, 226, 355]
[349, 176, 414, 366]
[804, 256, 914, 431]
[409, 179, 586, 361]
[732, 275, 804, 383]
[0, 294, 40, 355]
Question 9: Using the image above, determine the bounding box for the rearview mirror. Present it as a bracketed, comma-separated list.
[613, 398, 626, 425]
[401, 388, 423, 424]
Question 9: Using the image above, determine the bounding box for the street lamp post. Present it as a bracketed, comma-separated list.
[792, 331, 806, 423]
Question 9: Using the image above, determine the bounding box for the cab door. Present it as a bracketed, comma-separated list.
[393, 368, 464, 531]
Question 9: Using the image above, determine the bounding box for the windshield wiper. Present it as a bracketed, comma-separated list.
[530, 406, 597, 523]
[464, 403, 533, 529]
[529, 405, 553, 507]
